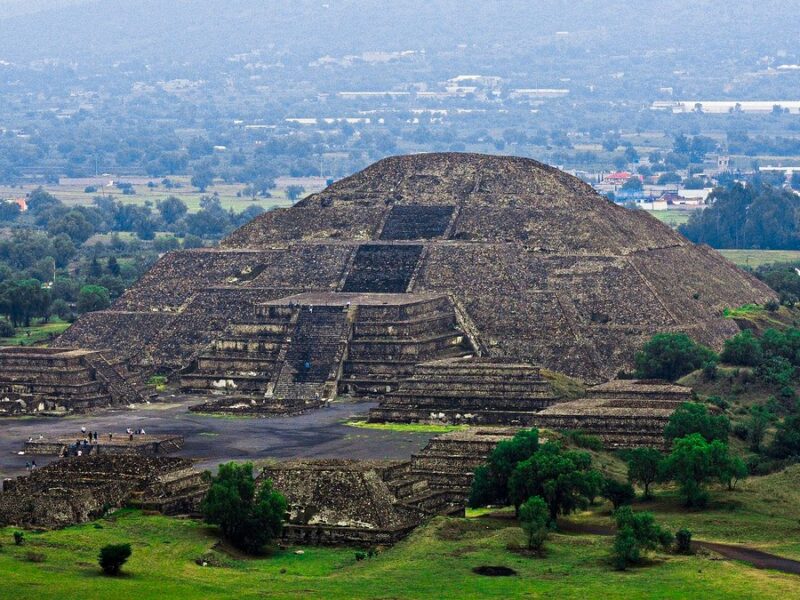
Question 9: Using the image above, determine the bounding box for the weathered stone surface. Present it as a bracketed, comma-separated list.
[0, 455, 208, 528]
[0, 347, 144, 415]
[52, 153, 773, 386]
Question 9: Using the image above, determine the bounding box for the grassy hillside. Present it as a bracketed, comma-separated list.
[1, 506, 798, 600]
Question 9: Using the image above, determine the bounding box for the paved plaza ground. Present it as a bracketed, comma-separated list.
[0, 396, 434, 478]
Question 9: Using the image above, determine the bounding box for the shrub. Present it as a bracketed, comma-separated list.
[611, 507, 672, 570]
[755, 356, 795, 386]
[354, 551, 367, 561]
[564, 430, 603, 451]
[0, 320, 15, 338]
[202, 462, 287, 554]
[720, 330, 763, 366]
[634, 333, 717, 381]
[625, 447, 662, 499]
[768, 414, 800, 459]
[664, 403, 730, 444]
[675, 529, 693, 554]
[518, 496, 549, 551]
[98, 543, 132, 576]
[602, 478, 636, 510]
[732, 423, 749, 440]
[13, 531, 24, 546]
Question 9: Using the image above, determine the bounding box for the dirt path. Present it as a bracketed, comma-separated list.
[556, 519, 800, 576]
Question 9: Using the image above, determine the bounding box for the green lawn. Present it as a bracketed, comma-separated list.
[346, 420, 468, 434]
[0, 318, 71, 347]
[717, 249, 800, 268]
[0, 508, 797, 600]
[646, 210, 692, 228]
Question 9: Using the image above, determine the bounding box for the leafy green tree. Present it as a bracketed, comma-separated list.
[747, 405, 775, 452]
[584, 469, 604, 505]
[768, 414, 800, 459]
[625, 447, 662, 499]
[507, 442, 593, 520]
[469, 429, 539, 508]
[518, 496, 549, 551]
[285, 185, 306, 202]
[635, 333, 717, 381]
[0, 278, 51, 327]
[664, 403, 730, 444]
[191, 169, 214, 192]
[202, 462, 287, 554]
[611, 507, 673, 570]
[76, 285, 111, 313]
[659, 434, 730, 508]
[157, 196, 188, 225]
[98, 543, 132, 576]
[602, 478, 636, 510]
[755, 356, 795, 386]
[720, 330, 763, 366]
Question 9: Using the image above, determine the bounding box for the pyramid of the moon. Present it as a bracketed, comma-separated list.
[55, 153, 774, 390]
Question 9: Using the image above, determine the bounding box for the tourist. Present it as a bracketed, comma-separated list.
[129, 433, 133, 441]
[140, 428, 146, 435]
[31, 460, 36, 470]
[25, 461, 30, 471]
[80, 426, 86, 435]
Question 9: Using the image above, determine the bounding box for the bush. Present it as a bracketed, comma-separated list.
[202, 462, 287, 554]
[13, 531, 24, 546]
[634, 333, 717, 381]
[564, 430, 603, 451]
[755, 356, 795, 386]
[611, 507, 672, 570]
[675, 529, 692, 554]
[720, 330, 763, 366]
[98, 543, 132, 576]
[664, 403, 730, 444]
[518, 496, 549, 551]
[0, 320, 15, 338]
[602, 478, 636, 510]
[354, 551, 367, 561]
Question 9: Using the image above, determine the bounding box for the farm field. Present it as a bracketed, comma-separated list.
[0, 176, 326, 214]
[717, 249, 800, 268]
[646, 210, 693, 227]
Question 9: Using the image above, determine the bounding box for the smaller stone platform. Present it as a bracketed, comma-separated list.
[259, 459, 463, 546]
[0, 454, 209, 528]
[531, 379, 693, 449]
[0, 346, 144, 416]
[23, 433, 184, 456]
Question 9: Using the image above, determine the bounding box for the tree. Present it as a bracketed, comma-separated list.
[635, 333, 717, 381]
[768, 414, 800, 459]
[0, 279, 50, 327]
[611, 507, 673, 570]
[106, 256, 121, 277]
[518, 496, 549, 551]
[602, 478, 636, 510]
[720, 330, 763, 366]
[625, 448, 662, 499]
[469, 429, 539, 508]
[507, 442, 594, 521]
[157, 196, 188, 225]
[747, 405, 774, 452]
[202, 462, 287, 554]
[664, 403, 730, 444]
[659, 434, 730, 508]
[285, 185, 306, 202]
[77, 285, 110, 313]
[191, 169, 214, 192]
[620, 177, 643, 192]
[98, 543, 132, 576]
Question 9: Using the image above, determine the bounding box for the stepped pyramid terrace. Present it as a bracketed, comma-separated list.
[3, 152, 774, 417]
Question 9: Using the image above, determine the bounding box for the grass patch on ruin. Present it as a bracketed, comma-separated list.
[0, 509, 797, 599]
[540, 369, 586, 400]
[0, 318, 71, 347]
[345, 420, 468, 434]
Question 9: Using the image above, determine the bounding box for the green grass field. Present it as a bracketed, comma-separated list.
[346, 420, 468, 434]
[646, 210, 692, 227]
[717, 249, 800, 268]
[1, 507, 797, 600]
[0, 318, 71, 347]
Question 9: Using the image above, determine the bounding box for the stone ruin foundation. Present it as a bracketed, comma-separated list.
[0, 454, 209, 528]
[23, 433, 185, 457]
[0, 347, 144, 416]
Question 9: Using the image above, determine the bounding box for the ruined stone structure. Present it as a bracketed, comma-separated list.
[47, 153, 773, 412]
[23, 434, 185, 456]
[368, 357, 559, 425]
[531, 379, 694, 448]
[0, 347, 144, 416]
[0, 455, 208, 528]
[259, 459, 463, 546]
[410, 428, 518, 499]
